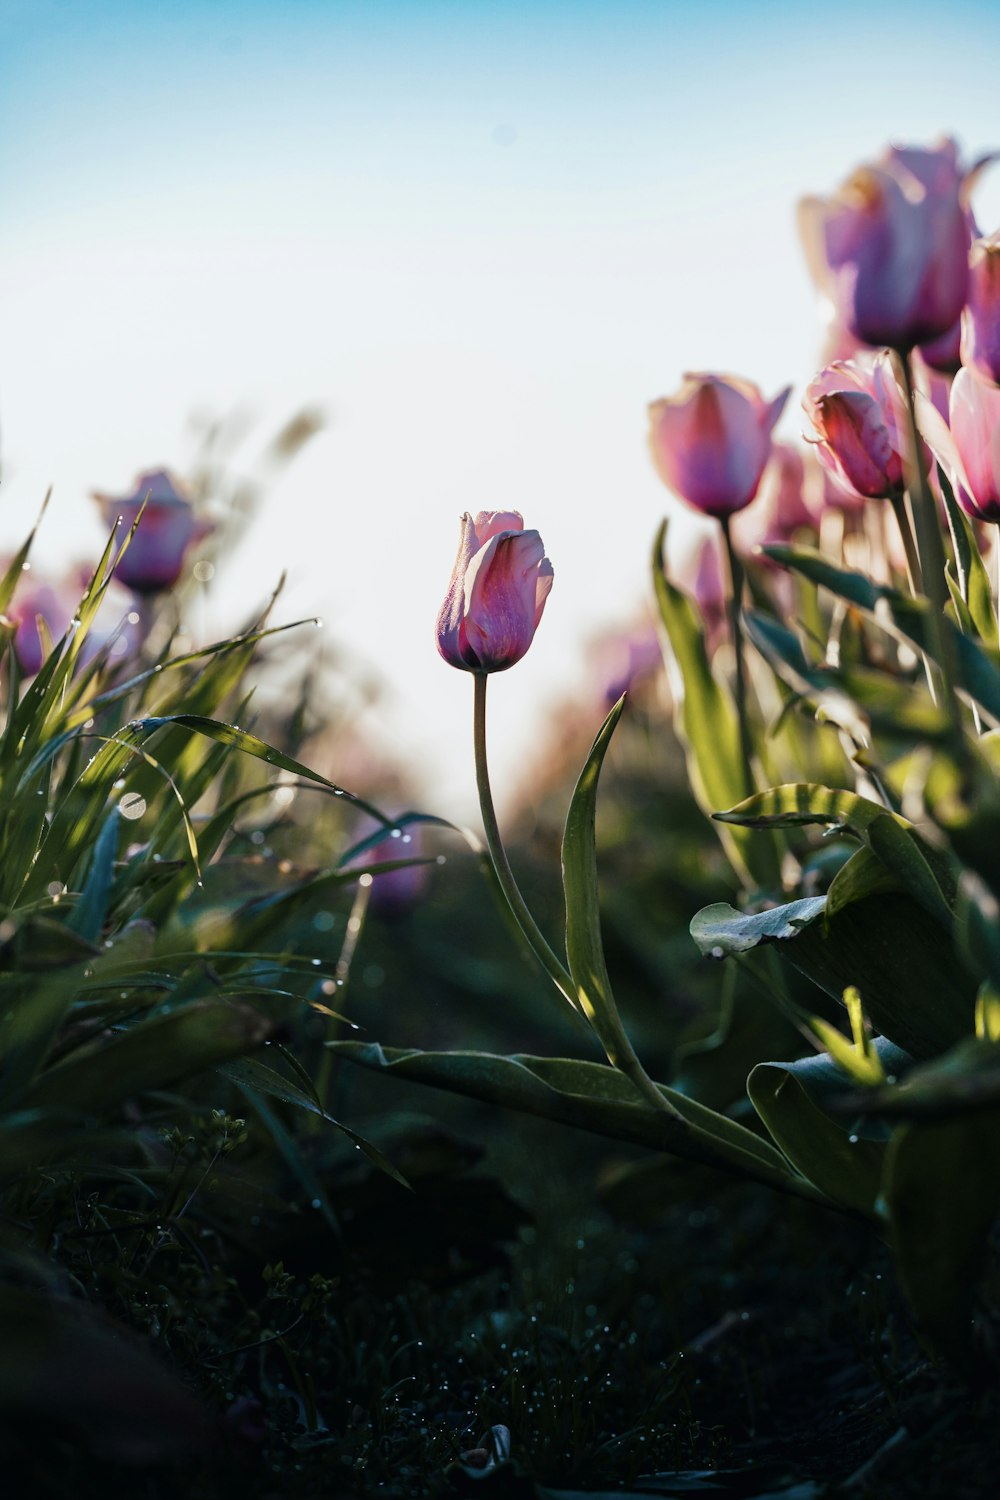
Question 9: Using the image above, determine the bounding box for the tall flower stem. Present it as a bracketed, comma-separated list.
[473, 672, 577, 1008]
[472, 673, 678, 1118]
[888, 493, 924, 595]
[895, 351, 965, 752]
[719, 515, 755, 797]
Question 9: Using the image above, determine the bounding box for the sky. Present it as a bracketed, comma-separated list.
[3, 0, 1000, 821]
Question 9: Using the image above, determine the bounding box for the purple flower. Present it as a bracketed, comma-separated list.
[648, 374, 789, 519]
[436, 511, 553, 673]
[799, 139, 971, 351]
[93, 469, 211, 594]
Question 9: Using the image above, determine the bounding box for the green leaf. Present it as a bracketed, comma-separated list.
[883, 1108, 1000, 1365]
[850, 1037, 1000, 1120]
[825, 845, 904, 919]
[808, 988, 885, 1087]
[66, 808, 120, 941]
[765, 544, 1000, 724]
[745, 610, 948, 742]
[747, 1049, 890, 1218]
[0, 969, 85, 1106]
[782, 892, 976, 1060]
[715, 782, 956, 925]
[220, 1056, 408, 1187]
[690, 897, 827, 957]
[329, 1043, 824, 1202]
[0, 490, 49, 614]
[651, 522, 778, 886]
[693, 885, 975, 1061]
[561, 696, 645, 1066]
[940, 474, 995, 643]
[20, 1000, 274, 1113]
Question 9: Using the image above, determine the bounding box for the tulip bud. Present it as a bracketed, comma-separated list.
[799, 139, 970, 351]
[648, 374, 789, 519]
[803, 352, 907, 501]
[436, 511, 553, 673]
[93, 469, 212, 594]
[962, 232, 1000, 387]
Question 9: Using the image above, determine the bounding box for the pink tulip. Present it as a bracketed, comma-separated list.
[920, 366, 1000, 523]
[799, 139, 970, 351]
[648, 374, 790, 519]
[589, 617, 661, 709]
[362, 826, 430, 919]
[962, 232, 1000, 387]
[436, 511, 553, 673]
[7, 579, 73, 676]
[93, 469, 211, 594]
[803, 352, 908, 501]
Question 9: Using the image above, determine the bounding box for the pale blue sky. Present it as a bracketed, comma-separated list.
[3, 0, 1000, 813]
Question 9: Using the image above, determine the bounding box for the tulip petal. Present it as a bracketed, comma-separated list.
[463, 529, 553, 671]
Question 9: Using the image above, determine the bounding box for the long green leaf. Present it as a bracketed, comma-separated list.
[651, 522, 777, 886]
[561, 696, 643, 1066]
[329, 1043, 829, 1204]
[20, 1000, 274, 1112]
[221, 1056, 408, 1187]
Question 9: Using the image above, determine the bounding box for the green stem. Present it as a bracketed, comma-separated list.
[312, 877, 370, 1123]
[473, 672, 577, 1007]
[888, 492, 923, 595]
[719, 514, 754, 798]
[895, 350, 965, 752]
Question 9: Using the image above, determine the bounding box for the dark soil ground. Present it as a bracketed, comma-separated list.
[8, 1090, 999, 1500]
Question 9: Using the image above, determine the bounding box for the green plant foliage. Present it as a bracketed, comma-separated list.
[651, 522, 778, 887]
[765, 543, 1000, 723]
[883, 1108, 1000, 1366]
[330, 1042, 828, 1205]
[715, 783, 956, 924]
[561, 696, 652, 1070]
[747, 1051, 887, 1219]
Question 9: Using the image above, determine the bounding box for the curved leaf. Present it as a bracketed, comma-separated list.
[330, 1042, 829, 1205]
[561, 696, 641, 1067]
[747, 1049, 892, 1218]
[651, 522, 778, 886]
[20, 1000, 274, 1113]
[690, 897, 827, 958]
